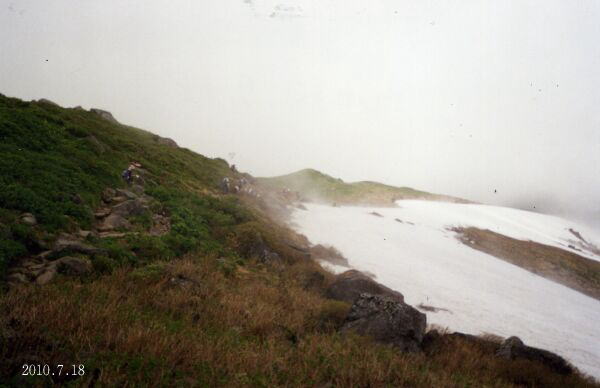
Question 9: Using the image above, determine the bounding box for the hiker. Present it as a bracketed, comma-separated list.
[221, 177, 231, 194]
[122, 168, 132, 184]
[231, 164, 237, 173]
[122, 163, 135, 185]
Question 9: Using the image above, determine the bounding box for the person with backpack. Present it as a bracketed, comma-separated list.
[221, 177, 231, 194]
[122, 163, 135, 185]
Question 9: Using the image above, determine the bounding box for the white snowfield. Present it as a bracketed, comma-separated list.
[290, 200, 600, 379]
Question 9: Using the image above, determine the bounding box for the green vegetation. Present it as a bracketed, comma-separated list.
[259, 168, 467, 205]
[0, 95, 596, 387]
[0, 94, 245, 274]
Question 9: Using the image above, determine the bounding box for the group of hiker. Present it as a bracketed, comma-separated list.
[121, 160, 264, 198]
[221, 176, 259, 197]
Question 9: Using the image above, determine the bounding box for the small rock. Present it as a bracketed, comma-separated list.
[131, 184, 145, 196]
[37, 251, 54, 260]
[97, 214, 132, 232]
[77, 230, 92, 239]
[111, 196, 129, 203]
[53, 235, 104, 255]
[7, 273, 28, 284]
[98, 232, 128, 239]
[115, 189, 137, 200]
[36, 266, 57, 285]
[20, 213, 37, 226]
[94, 208, 111, 219]
[101, 188, 116, 203]
[149, 214, 170, 236]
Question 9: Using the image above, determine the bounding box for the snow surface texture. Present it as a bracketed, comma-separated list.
[291, 200, 600, 379]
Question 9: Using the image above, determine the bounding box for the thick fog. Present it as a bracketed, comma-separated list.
[2, 1, 599, 228]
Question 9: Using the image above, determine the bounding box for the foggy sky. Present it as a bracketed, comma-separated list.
[1, 0, 599, 228]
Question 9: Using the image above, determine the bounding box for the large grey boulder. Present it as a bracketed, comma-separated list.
[341, 293, 426, 352]
[496, 336, 573, 375]
[326, 270, 404, 304]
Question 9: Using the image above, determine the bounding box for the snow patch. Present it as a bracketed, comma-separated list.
[291, 200, 600, 378]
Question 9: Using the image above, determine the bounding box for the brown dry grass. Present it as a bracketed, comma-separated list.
[452, 227, 600, 300]
[1, 255, 598, 387]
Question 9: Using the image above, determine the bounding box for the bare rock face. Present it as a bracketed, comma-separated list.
[341, 293, 426, 352]
[90, 108, 119, 124]
[496, 336, 574, 375]
[326, 270, 404, 304]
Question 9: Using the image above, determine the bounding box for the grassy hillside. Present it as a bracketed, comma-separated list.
[0, 94, 261, 275]
[259, 168, 468, 206]
[0, 94, 597, 387]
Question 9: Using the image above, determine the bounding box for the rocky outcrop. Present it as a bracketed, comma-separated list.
[496, 336, 574, 375]
[95, 189, 150, 232]
[38, 98, 59, 106]
[53, 234, 104, 256]
[149, 214, 171, 236]
[326, 270, 404, 304]
[90, 108, 119, 124]
[341, 293, 426, 352]
[157, 137, 179, 148]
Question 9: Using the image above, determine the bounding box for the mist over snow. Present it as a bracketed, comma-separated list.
[2, 0, 599, 228]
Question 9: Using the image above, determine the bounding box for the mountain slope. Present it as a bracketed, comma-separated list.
[259, 168, 469, 205]
[1, 94, 598, 386]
